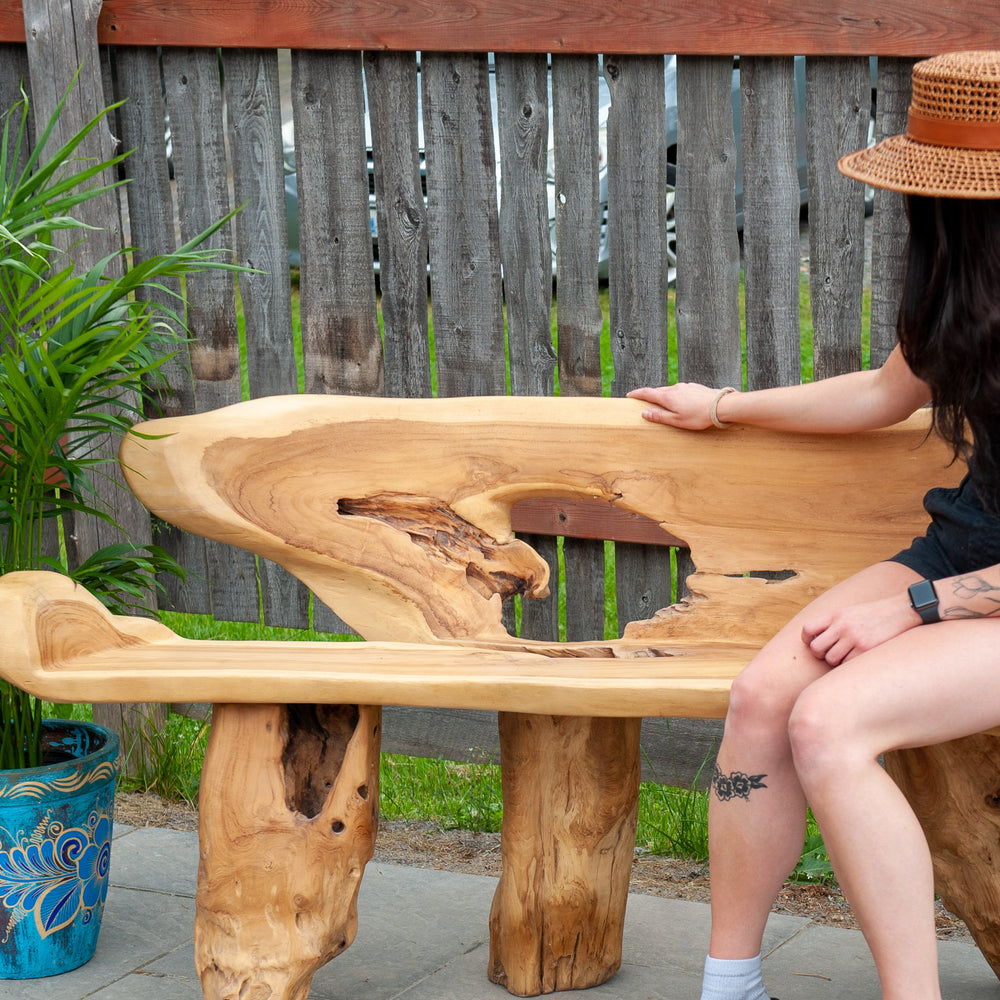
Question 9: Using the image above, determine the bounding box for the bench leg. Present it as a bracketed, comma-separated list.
[885, 733, 1000, 983]
[194, 702, 381, 1000]
[488, 713, 641, 996]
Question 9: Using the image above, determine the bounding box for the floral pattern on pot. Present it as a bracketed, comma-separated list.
[0, 809, 113, 940]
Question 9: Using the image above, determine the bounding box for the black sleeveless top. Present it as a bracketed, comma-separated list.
[889, 473, 1000, 578]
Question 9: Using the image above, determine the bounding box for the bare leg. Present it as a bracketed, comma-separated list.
[706, 562, 921, 960]
[789, 616, 1000, 1000]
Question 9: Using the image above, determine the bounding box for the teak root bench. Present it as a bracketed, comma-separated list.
[4, 394, 1000, 1000]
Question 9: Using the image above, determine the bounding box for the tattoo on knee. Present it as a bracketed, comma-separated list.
[712, 765, 768, 802]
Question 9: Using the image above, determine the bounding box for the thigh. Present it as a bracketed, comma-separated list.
[799, 617, 1000, 754]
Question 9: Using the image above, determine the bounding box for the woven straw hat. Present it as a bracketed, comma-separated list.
[839, 51, 1000, 198]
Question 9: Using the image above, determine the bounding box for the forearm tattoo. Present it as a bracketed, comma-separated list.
[712, 765, 767, 802]
[944, 574, 1000, 619]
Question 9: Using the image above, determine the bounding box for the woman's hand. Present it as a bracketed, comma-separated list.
[801, 593, 922, 667]
[627, 383, 727, 430]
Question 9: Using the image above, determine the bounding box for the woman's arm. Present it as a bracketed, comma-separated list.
[628, 344, 931, 434]
[803, 565, 1000, 667]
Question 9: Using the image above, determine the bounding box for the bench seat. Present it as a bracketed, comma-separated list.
[3, 571, 747, 716]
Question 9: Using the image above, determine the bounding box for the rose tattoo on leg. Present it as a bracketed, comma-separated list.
[712, 764, 768, 801]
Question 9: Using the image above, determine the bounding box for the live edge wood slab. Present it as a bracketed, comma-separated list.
[5, 394, 1000, 999]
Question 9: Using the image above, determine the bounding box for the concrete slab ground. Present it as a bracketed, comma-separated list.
[0, 825, 995, 999]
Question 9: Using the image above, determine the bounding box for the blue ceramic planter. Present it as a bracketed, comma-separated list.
[0, 720, 119, 979]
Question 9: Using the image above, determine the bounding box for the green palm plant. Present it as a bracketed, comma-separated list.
[0, 85, 237, 769]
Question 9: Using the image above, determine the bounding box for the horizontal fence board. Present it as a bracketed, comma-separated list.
[512, 498, 687, 548]
[2, 1, 999, 55]
[381, 707, 724, 789]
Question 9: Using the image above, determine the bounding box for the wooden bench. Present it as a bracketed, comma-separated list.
[8, 393, 1000, 1000]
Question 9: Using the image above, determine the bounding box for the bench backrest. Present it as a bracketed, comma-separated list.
[121, 396, 962, 645]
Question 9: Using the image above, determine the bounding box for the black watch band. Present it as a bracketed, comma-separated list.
[908, 578, 940, 625]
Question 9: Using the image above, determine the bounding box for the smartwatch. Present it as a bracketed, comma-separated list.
[908, 578, 940, 625]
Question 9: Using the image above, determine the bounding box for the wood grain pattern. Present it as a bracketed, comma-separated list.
[550, 53, 607, 643]
[364, 50, 432, 398]
[292, 49, 382, 397]
[885, 737, 1000, 981]
[117, 396, 959, 646]
[2, 1, 998, 55]
[196, 701, 380, 1000]
[422, 52, 506, 399]
[869, 57, 915, 368]
[0, 570, 748, 717]
[223, 48, 306, 629]
[489, 712, 641, 994]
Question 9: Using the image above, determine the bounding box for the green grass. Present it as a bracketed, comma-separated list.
[379, 750, 831, 882]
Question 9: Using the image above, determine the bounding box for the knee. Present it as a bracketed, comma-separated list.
[787, 689, 851, 785]
[724, 665, 796, 749]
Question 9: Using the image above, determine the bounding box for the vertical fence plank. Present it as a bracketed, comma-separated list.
[292, 50, 382, 398]
[496, 52, 559, 641]
[364, 50, 432, 399]
[421, 51, 508, 628]
[112, 48, 179, 396]
[673, 56, 741, 600]
[741, 56, 801, 390]
[604, 53, 672, 632]
[552, 54, 606, 642]
[223, 48, 306, 629]
[161, 47, 255, 621]
[0, 43, 30, 144]
[675, 56, 741, 388]
[422, 52, 505, 398]
[110, 47, 210, 614]
[869, 57, 913, 368]
[22, 0, 120, 257]
[806, 56, 871, 380]
[496, 53, 554, 398]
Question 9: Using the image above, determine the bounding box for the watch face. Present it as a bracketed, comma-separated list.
[909, 580, 939, 622]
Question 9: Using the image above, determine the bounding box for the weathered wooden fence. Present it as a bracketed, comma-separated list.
[2, 0, 999, 784]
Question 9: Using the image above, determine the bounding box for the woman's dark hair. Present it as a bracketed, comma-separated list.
[897, 195, 1000, 512]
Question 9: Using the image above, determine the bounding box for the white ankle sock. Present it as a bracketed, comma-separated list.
[699, 953, 769, 1000]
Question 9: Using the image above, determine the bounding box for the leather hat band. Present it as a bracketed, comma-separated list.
[907, 108, 1000, 150]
